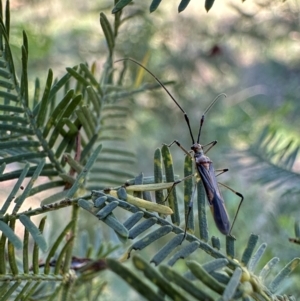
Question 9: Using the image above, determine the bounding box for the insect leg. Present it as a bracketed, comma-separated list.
[163, 173, 195, 203]
[165, 141, 198, 239]
[165, 141, 192, 157]
[202, 140, 217, 154]
[215, 168, 229, 177]
[217, 182, 244, 236]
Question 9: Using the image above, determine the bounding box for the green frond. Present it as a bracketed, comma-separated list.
[0, 207, 112, 300]
[0, 1, 299, 300]
[239, 126, 300, 197]
[88, 178, 231, 264]
[0, 13, 139, 200]
[0, 5, 142, 297]
[77, 145, 298, 299]
[107, 235, 299, 300]
[0, 216, 61, 299]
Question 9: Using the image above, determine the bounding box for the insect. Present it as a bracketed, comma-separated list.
[115, 58, 244, 237]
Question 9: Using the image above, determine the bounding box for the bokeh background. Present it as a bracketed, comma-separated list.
[7, 0, 300, 298]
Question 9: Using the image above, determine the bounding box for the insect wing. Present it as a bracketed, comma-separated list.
[196, 162, 230, 235]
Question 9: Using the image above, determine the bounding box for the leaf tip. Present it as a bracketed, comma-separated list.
[111, 7, 119, 14]
[205, 0, 215, 12]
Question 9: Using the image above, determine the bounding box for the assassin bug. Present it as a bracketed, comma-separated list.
[115, 58, 244, 237]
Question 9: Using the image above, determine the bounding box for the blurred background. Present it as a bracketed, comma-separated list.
[8, 0, 300, 298]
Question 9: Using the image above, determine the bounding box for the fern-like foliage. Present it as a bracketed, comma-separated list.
[0, 1, 187, 298]
[80, 144, 299, 300]
[236, 126, 300, 198]
[0, 3, 150, 204]
[0, 1, 151, 299]
[0, 1, 299, 300]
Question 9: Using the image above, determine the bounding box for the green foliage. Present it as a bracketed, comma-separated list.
[0, 5, 138, 191]
[0, 1, 300, 300]
[113, 1, 300, 264]
[0, 0, 139, 299]
[89, 148, 299, 300]
[238, 126, 300, 198]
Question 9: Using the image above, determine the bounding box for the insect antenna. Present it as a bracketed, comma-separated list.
[115, 58, 195, 144]
[196, 93, 227, 144]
